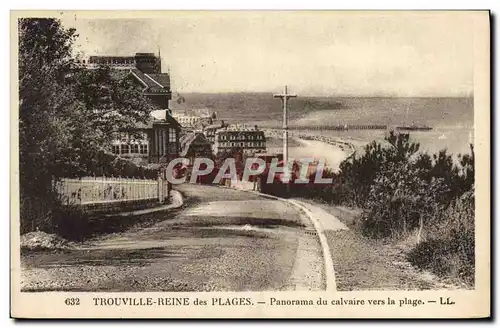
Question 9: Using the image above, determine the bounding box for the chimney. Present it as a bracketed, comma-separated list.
[254, 125, 259, 131]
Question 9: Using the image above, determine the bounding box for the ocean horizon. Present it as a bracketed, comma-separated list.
[172, 93, 474, 156]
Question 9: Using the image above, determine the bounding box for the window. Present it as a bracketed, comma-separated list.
[168, 143, 177, 154]
[140, 144, 148, 154]
[131, 144, 139, 154]
[121, 144, 130, 154]
[112, 145, 120, 154]
[169, 128, 177, 142]
[240, 142, 244, 147]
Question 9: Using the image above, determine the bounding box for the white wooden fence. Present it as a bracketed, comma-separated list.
[53, 176, 167, 205]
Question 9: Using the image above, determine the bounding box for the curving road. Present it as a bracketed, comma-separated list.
[21, 184, 324, 292]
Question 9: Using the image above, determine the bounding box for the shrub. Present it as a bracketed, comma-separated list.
[361, 162, 448, 239]
[334, 131, 420, 208]
[407, 188, 475, 285]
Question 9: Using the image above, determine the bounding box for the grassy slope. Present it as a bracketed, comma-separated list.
[297, 199, 466, 290]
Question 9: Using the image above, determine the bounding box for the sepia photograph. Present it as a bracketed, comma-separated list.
[10, 10, 490, 318]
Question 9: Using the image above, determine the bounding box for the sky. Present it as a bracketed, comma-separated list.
[59, 11, 475, 97]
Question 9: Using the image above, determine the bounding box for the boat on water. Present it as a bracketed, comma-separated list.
[396, 104, 432, 131]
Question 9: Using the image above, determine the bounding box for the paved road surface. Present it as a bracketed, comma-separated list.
[21, 184, 324, 292]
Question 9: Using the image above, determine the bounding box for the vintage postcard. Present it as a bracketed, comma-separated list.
[10, 10, 490, 319]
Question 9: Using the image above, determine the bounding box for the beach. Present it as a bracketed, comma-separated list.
[173, 94, 474, 157]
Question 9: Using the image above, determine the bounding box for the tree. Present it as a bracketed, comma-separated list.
[18, 18, 155, 232]
[336, 131, 418, 207]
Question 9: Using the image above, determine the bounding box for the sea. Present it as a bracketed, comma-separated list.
[172, 94, 474, 157]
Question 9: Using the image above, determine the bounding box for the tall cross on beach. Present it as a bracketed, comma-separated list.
[274, 85, 297, 165]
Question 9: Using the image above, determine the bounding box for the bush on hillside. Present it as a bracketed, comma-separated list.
[407, 189, 475, 285]
[275, 130, 475, 286]
[361, 162, 449, 239]
[333, 131, 420, 208]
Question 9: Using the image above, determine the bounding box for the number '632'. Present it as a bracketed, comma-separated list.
[65, 298, 80, 306]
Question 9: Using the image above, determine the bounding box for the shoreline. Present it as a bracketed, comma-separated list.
[264, 128, 357, 170]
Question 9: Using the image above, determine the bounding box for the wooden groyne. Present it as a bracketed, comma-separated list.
[264, 124, 433, 132]
[264, 124, 387, 131]
[290, 124, 387, 131]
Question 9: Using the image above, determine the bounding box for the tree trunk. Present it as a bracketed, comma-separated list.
[417, 215, 424, 244]
[401, 206, 406, 236]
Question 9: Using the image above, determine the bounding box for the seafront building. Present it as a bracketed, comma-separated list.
[212, 124, 267, 155]
[203, 121, 229, 145]
[171, 110, 213, 130]
[85, 52, 182, 164]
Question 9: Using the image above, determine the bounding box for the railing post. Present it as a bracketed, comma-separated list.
[158, 174, 163, 204]
[118, 176, 122, 200]
[126, 177, 130, 201]
[79, 177, 83, 205]
[142, 176, 145, 200]
[110, 175, 114, 201]
[92, 174, 96, 204]
[102, 175, 106, 201]
[134, 177, 138, 200]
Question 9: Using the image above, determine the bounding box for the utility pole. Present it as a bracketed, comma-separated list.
[273, 85, 297, 165]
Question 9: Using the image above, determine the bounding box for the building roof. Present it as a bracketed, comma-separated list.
[130, 69, 170, 93]
[218, 128, 265, 134]
[223, 124, 262, 131]
[132, 112, 181, 130]
[147, 74, 171, 89]
[180, 132, 210, 157]
[204, 122, 228, 131]
[102, 68, 170, 94]
[150, 110, 166, 120]
[90, 64, 177, 130]
[160, 113, 182, 128]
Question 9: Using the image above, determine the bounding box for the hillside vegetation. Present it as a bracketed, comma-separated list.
[268, 131, 475, 286]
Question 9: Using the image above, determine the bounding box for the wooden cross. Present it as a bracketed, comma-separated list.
[274, 85, 297, 165]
